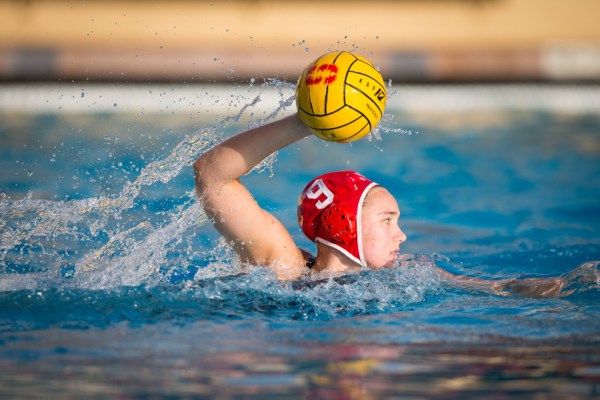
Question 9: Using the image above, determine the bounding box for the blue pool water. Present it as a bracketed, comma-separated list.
[0, 83, 599, 398]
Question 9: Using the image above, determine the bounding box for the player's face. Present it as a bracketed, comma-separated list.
[361, 187, 407, 269]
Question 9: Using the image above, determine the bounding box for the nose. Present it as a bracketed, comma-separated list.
[395, 225, 407, 244]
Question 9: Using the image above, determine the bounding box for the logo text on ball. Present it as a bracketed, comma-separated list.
[306, 64, 338, 86]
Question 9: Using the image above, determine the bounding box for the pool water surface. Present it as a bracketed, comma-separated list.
[0, 83, 599, 398]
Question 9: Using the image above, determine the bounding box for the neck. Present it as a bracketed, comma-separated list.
[311, 243, 362, 278]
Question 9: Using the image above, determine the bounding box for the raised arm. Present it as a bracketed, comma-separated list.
[194, 113, 312, 279]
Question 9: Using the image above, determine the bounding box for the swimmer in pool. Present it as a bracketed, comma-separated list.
[194, 113, 391, 281]
[194, 113, 572, 296]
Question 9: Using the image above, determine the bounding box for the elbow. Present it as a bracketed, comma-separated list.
[193, 153, 211, 195]
[194, 144, 239, 197]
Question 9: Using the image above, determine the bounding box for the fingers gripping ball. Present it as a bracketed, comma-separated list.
[296, 51, 387, 143]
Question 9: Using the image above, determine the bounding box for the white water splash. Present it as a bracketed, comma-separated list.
[0, 81, 297, 291]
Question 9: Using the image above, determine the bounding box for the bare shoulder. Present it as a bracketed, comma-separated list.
[196, 175, 306, 279]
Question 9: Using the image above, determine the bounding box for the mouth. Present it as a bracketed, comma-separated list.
[382, 252, 399, 268]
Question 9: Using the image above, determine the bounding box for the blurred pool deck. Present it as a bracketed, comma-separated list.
[1, 0, 600, 83]
[1, 83, 599, 116]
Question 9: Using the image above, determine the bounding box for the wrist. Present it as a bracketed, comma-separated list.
[283, 113, 312, 140]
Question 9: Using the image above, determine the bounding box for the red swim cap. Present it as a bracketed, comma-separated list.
[297, 170, 378, 266]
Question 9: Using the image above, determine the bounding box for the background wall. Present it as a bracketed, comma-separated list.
[1, 0, 600, 82]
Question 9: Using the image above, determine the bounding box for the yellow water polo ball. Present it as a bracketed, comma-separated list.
[296, 51, 387, 143]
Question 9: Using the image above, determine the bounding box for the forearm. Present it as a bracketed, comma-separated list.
[436, 267, 571, 298]
[194, 113, 311, 190]
[501, 277, 571, 297]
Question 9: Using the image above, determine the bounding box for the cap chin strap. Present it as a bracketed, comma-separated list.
[315, 237, 365, 267]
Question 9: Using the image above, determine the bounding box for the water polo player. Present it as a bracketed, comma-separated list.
[194, 113, 406, 280]
[194, 51, 572, 295]
[193, 113, 573, 299]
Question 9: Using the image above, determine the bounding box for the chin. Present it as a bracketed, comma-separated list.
[365, 255, 397, 270]
[372, 260, 395, 269]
